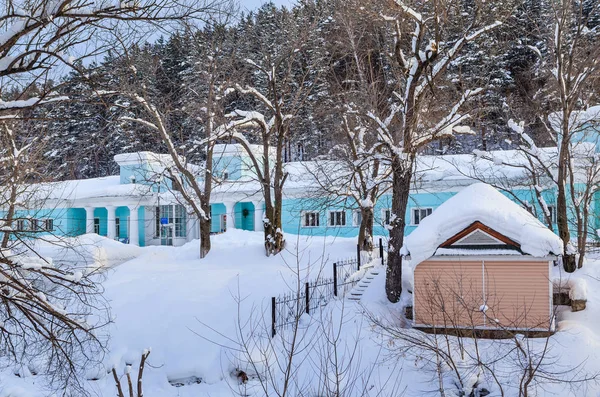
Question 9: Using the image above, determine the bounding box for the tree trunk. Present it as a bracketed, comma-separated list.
[557, 136, 576, 272]
[199, 144, 214, 259]
[1, 184, 17, 249]
[199, 200, 211, 259]
[385, 155, 414, 303]
[358, 206, 374, 252]
[263, 200, 285, 256]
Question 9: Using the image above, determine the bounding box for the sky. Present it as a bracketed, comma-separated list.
[240, 0, 297, 11]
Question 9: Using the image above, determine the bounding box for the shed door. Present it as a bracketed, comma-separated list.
[414, 260, 485, 328]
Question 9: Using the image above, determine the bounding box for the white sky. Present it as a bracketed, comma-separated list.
[239, 0, 297, 12]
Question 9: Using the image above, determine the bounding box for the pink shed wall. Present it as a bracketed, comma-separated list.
[414, 258, 552, 331]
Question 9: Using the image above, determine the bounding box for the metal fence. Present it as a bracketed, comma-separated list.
[271, 259, 361, 337]
[270, 238, 389, 337]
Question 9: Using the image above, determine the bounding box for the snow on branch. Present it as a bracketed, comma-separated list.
[225, 109, 271, 133]
[234, 84, 275, 111]
[508, 118, 542, 158]
[0, 96, 69, 111]
[415, 21, 502, 99]
[393, 1, 423, 22]
[413, 88, 482, 148]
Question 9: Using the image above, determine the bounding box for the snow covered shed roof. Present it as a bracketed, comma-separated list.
[402, 183, 563, 265]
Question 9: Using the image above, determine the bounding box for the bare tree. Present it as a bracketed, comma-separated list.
[354, 0, 503, 302]
[504, 0, 600, 272]
[0, 0, 233, 393]
[468, 115, 600, 270]
[221, 8, 322, 256]
[112, 15, 237, 258]
[306, 114, 391, 253]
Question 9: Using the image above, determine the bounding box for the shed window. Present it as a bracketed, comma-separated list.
[329, 211, 346, 227]
[412, 208, 433, 225]
[303, 212, 320, 227]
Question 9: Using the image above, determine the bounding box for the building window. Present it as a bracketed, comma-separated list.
[353, 210, 362, 226]
[31, 219, 41, 231]
[115, 218, 120, 237]
[94, 218, 100, 234]
[174, 205, 186, 237]
[412, 208, 433, 225]
[156, 205, 187, 238]
[155, 207, 161, 237]
[303, 212, 320, 227]
[547, 205, 557, 224]
[383, 209, 392, 225]
[44, 219, 54, 231]
[15, 219, 25, 231]
[223, 171, 229, 180]
[329, 211, 346, 227]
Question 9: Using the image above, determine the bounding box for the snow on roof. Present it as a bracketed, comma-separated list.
[114, 152, 177, 166]
[31, 176, 151, 203]
[403, 183, 563, 265]
[549, 105, 600, 132]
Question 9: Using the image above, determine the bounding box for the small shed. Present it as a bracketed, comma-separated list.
[403, 184, 563, 334]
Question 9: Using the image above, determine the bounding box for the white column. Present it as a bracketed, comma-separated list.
[85, 207, 95, 234]
[253, 201, 264, 232]
[106, 206, 116, 240]
[186, 213, 198, 242]
[224, 202, 235, 231]
[128, 205, 139, 246]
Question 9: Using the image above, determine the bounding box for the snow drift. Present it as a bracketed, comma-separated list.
[403, 183, 563, 265]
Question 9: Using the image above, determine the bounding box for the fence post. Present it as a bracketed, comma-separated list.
[271, 296, 276, 338]
[305, 282, 310, 315]
[357, 244, 361, 271]
[333, 262, 338, 297]
[379, 238, 384, 266]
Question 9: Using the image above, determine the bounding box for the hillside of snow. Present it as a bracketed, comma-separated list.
[3, 232, 600, 396]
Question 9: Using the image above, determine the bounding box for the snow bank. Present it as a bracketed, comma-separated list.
[28, 234, 142, 269]
[403, 183, 563, 265]
[553, 275, 588, 301]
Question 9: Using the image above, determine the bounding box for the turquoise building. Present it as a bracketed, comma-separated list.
[0, 142, 595, 247]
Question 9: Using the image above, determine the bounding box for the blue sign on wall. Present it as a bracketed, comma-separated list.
[160, 217, 169, 225]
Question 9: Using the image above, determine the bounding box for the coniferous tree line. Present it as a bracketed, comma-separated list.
[5, 0, 596, 181]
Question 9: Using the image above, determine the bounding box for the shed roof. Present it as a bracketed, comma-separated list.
[402, 183, 563, 265]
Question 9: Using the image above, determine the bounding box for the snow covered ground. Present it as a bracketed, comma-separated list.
[3, 231, 600, 396]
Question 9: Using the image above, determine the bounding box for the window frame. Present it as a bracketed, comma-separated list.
[352, 209, 362, 227]
[155, 205, 187, 238]
[328, 210, 347, 227]
[174, 204, 186, 238]
[44, 218, 54, 231]
[382, 209, 392, 225]
[411, 207, 433, 226]
[302, 211, 320, 228]
[547, 205, 557, 224]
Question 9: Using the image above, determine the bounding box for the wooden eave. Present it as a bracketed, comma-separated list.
[439, 221, 521, 250]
